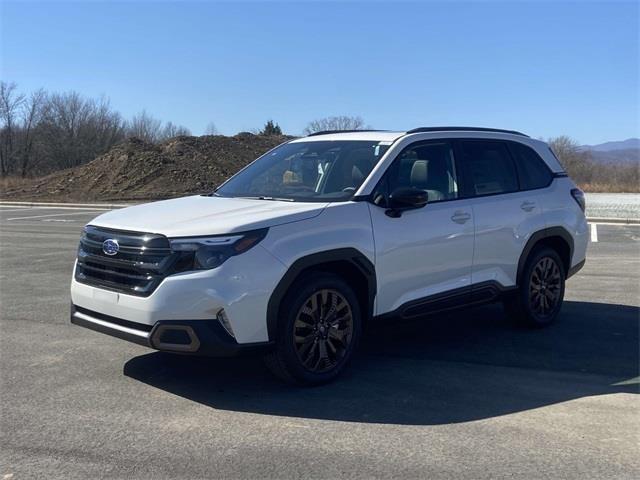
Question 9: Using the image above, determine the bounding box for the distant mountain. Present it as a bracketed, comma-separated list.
[588, 149, 639, 165]
[582, 138, 640, 152]
[580, 138, 639, 165]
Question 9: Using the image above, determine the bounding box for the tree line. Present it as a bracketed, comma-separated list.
[1, 81, 636, 191]
[0, 82, 373, 177]
[548, 136, 639, 192]
[0, 82, 195, 177]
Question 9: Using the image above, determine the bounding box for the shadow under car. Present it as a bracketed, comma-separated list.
[124, 300, 639, 425]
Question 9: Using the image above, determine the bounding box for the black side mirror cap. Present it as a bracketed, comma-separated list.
[385, 187, 428, 217]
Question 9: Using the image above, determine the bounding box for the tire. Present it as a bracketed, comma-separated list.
[263, 272, 362, 386]
[504, 246, 566, 327]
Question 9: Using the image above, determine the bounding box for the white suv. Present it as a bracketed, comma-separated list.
[70, 127, 588, 385]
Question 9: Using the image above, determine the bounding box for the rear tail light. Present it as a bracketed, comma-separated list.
[571, 188, 586, 212]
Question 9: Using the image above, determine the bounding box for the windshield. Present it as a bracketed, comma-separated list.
[215, 140, 391, 202]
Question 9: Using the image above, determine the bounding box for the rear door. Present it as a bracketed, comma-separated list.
[368, 140, 475, 317]
[455, 139, 547, 288]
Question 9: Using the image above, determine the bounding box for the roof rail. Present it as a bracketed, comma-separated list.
[406, 126, 528, 137]
[307, 129, 389, 137]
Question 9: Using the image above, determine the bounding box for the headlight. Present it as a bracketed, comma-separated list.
[169, 229, 268, 271]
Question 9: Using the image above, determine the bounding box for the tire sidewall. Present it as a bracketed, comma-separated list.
[276, 272, 362, 385]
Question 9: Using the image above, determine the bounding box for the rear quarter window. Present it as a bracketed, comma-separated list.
[509, 142, 553, 190]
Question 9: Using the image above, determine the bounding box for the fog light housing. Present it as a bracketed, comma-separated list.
[217, 309, 235, 338]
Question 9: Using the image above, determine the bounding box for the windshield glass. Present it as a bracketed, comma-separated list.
[215, 140, 391, 202]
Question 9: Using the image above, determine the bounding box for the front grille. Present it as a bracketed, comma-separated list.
[75, 226, 178, 296]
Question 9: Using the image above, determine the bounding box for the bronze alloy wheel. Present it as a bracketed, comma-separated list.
[292, 289, 354, 373]
[529, 256, 562, 317]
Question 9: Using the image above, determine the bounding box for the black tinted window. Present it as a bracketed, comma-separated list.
[510, 142, 552, 190]
[378, 142, 459, 204]
[460, 141, 518, 196]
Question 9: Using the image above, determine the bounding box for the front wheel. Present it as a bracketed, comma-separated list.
[504, 247, 566, 327]
[264, 273, 362, 385]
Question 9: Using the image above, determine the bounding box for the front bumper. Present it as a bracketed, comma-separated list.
[70, 243, 287, 344]
[70, 304, 273, 356]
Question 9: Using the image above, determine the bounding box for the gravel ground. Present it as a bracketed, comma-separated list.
[586, 193, 640, 220]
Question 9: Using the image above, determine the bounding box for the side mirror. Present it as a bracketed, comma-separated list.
[385, 187, 428, 217]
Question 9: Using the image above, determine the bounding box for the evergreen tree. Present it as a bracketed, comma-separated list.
[260, 120, 282, 136]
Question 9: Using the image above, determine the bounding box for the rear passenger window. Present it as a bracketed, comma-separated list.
[459, 141, 518, 196]
[509, 142, 552, 190]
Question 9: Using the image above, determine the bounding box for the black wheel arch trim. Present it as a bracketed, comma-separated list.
[517, 227, 574, 284]
[266, 248, 376, 341]
[567, 258, 585, 279]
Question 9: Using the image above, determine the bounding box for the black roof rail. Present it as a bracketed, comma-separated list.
[406, 126, 529, 137]
[307, 129, 389, 137]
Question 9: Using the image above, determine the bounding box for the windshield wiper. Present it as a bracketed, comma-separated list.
[239, 196, 295, 202]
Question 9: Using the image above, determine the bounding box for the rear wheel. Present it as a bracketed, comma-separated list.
[264, 272, 361, 385]
[505, 247, 565, 327]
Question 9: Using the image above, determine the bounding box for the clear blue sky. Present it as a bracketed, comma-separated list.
[1, 0, 638, 144]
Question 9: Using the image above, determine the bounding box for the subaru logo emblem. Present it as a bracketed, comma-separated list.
[102, 239, 119, 256]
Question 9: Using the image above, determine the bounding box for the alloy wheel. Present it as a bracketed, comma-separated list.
[293, 288, 354, 373]
[529, 256, 562, 317]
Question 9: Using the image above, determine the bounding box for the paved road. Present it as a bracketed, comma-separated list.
[1, 206, 638, 479]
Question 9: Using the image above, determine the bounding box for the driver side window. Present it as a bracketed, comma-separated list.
[375, 141, 459, 205]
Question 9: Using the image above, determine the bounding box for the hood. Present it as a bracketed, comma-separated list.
[89, 195, 328, 237]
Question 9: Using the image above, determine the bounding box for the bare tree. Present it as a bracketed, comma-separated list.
[160, 122, 191, 141]
[38, 91, 126, 170]
[303, 115, 369, 135]
[2, 84, 129, 176]
[205, 122, 218, 135]
[18, 89, 47, 176]
[0, 81, 26, 176]
[126, 112, 190, 143]
[0, 83, 198, 177]
[548, 135, 592, 181]
[126, 110, 163, 143]
[91, 95, 126, 153]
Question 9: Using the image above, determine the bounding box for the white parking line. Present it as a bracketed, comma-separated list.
[7, 211, 104, 221]
[590, 223, 598, 243]
[587, 221, 640, 226]
[0, 205, 112, 211]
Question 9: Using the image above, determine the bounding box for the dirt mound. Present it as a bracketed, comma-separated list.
[1, 134, 290, 202]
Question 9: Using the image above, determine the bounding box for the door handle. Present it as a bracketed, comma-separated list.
[451, 211, 471, 224]
[520, 201, 536, 212]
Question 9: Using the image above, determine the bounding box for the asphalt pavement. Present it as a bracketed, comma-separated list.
[1, 206, 638, 479]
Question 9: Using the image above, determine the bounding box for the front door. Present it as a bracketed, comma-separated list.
[368, 140, 475, 317]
